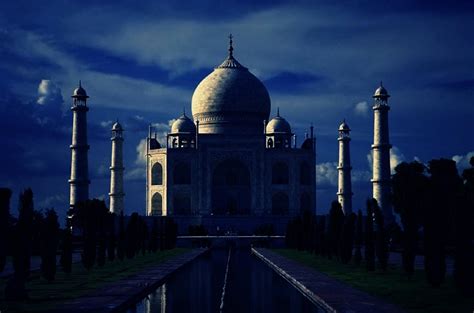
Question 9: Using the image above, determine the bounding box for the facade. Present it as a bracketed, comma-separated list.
[371, 83, 394, 224]
[109, 121, 125, 214]
[337, 120, 352, 215]
[68, 81, 90, 208]
[146, 38, 316, 233]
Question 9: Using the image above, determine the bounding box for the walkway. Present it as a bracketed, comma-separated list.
[51, 248, 207, 313]
[252, 248, 406, 313]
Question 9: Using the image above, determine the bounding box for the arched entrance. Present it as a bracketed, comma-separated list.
[212, 159, 251, 215]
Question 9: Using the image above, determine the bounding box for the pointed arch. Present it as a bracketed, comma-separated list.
[151, 163, 163, 185]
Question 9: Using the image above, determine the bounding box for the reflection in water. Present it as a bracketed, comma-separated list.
[128, 248, 321, 313]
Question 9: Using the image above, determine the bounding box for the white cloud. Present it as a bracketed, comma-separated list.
[37, 79, 63, 106]
[354, 101, 369, 117]
[100, 120, 114, 128]
[367, 145, 405, 174]
[390, 146, 405, 173]
[452, 151, 474, 171]
[316, 162, 338, 187]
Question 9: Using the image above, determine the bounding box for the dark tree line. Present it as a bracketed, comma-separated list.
[286, 198, 389, 273]
[0, 190, 179, 300]
[393, 158, 474, 292]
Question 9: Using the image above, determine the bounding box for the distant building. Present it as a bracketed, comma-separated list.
[371, 83, 394, 224]
[109, 121, 125, 214]
[145, 37, 316, 233]
[337, 120, 352, 215]
[69, 81, 90, 208]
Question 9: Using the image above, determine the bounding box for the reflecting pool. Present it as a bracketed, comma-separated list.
[127, 248, 321, 313]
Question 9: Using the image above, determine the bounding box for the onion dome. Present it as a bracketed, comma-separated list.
[373, 82, 390, 99]
[112, 121, 123, 131]
[338, 120, 350, 132]
[72, 80, 89, 98]
[266, 108, 291, 134]
[170, 112, 196, 134]
[191, 35, 271, 134]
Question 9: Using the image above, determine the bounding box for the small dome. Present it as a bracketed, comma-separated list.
[373, 83, 390, 98]
[266, 110, 291, 134]
[338, 120, 350, 131]
[171, 114, 196, 134]
[72, 81, 88, 98]
[112, 121, 123, 131]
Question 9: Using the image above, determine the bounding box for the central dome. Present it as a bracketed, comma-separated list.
[191, 37, 271, 134]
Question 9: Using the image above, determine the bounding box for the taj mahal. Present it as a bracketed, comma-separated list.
[68, 36, 393, 234]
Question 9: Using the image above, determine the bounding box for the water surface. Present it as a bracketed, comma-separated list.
[127, 248, 321, 313]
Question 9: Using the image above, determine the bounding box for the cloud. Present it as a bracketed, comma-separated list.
[37, 79, 63, 106]
[390, 146, 405, 173]
[367, 145, 405, 174]
[316, 162, 338, 188]
[354, 101, 369, 117]
[452, 151, 474, 171]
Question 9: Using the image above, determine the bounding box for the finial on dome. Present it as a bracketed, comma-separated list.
[277, 107, 280, 117]
[183, 107, 186, 116]
[228, 34, 234, 58]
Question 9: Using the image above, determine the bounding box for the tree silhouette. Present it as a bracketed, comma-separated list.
[107, 213, 116, 262]
[117, 212, 125, 261]
[340, 213, 356, 264]
[0, 188, 12, 273]
[6, 188, 35, 300]
[60, 218, 73, 274]
[454, 156, 474, 293]
[327, 201, 344, 260]
[374, 204, 388, 271]
[365, 199, 376, 271]
[40, 209, 59, 282]
[149, 218, 159, 252]
[353, 210, 363, 266]
[425, 159, 462, 287]
[392, 161, 428, 277]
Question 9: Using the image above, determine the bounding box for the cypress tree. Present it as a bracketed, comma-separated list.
[374, 205, 388, 271]
[353, 210, 363, 266]
[392, 161, 427, 278]
[117, 212, 125, 261]
[425, 159, 460, 287]
[317, 216, 326, 256]
[40, 209, 59, 282]
[454, 157, 474, 293]
[365, 199, 376, 271]
[149, 217, 159, 253]
[0, 188, 12, 272]
[107, 213, 116, 262]
[15, 188, 35, 279]
[340, 213, 356, 264]
[328, 201, 344, 260]
[126, 213, 139, 258]
[6, 188, 35, 300]
[60, 218, 73, 274]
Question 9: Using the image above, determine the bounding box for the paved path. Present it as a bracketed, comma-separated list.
[252, 248, 407, 313]
[50, 248, 207, 313]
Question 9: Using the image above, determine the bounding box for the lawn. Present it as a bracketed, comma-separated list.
[0, 248, 188, 313]
[275, 249, 473, 313]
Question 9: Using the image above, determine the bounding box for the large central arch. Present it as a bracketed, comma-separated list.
[211, 159, 251, 215]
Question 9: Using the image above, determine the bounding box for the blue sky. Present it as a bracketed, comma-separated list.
[0, 0, 473, 223]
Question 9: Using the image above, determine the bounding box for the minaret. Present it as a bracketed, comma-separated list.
[109, 121, 125, 214]
[337, 120, 353, 215]
[371, 82, 394, 224]
[69, 81, 90, 208]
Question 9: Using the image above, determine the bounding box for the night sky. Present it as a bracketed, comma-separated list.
[0, 0, 473, 223]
